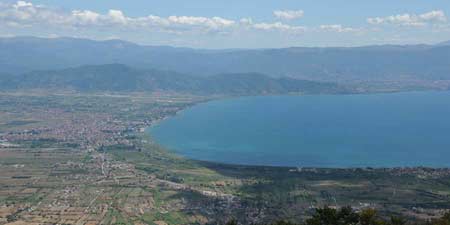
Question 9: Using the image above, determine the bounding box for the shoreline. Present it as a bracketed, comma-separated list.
[143, 92, 450, 170]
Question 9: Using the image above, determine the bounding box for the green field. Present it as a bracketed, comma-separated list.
[1, 92, 450, 225]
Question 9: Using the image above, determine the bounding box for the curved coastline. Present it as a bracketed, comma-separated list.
[146, 91, 450, 169]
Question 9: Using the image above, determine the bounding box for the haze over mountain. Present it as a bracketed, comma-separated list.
[438, 40, 450, 46]
[0, 64, 345, 95]
[2, 36, 450, 84]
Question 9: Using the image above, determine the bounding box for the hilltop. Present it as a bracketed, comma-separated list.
[1, 36, 450, 84]
[0, 64, 346, 95]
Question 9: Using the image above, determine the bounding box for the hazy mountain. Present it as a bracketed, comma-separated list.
[437, 40, 450, 46]
[0, 64, 346, 95]
[2, 36, 450, 83]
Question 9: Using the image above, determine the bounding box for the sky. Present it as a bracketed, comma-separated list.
[1, 0, 450, 48]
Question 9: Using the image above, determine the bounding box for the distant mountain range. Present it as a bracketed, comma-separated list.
[438, 40, 450, 46]
[0, 64, 346, 95]
[1, 36, 450, 84]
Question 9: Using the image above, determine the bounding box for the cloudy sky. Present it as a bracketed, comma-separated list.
[1, 0, 450, 48]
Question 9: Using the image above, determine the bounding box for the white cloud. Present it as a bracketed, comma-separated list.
[319, 24, 358, 33]
[71, 10, 100, 25]
[420, 10, 447, 22]
[367, 10, 447, 27]
[107, 10, 127, 25]
[0, 1, 368, 38]
[167, 16, 235, 29]
[0, 1, 72, 27]
[237, 17, 305, 34]
[273, 10, 304, 20]
[239, 17, 253, 25]
[0, 1, 310, 36]
[0, 1, 236, 33]
[13, 1, 33, 9]
[252, 22, 306, 34]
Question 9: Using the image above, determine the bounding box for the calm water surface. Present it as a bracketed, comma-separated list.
[149, 92, 450, 167]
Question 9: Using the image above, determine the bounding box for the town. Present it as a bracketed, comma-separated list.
[1, 92, 450, 225]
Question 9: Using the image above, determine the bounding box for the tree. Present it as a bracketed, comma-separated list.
[360, 209, 385, 225]
[225, 219, 238, 225]
[429, 212, 450, 225]
[306, 206, 339, 225]
[270, 221, 299, 225]
[306, 206, 359, 225]
[337, 206, 360, 225]
[389, 216, 406, 225]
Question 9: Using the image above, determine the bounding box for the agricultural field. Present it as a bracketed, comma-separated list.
[1, 92, 450, 225]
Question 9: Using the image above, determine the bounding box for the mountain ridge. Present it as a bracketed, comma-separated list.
[0, 64, 347, 95]
[1, 36, 450, 84]
[437, 40, 450, 46]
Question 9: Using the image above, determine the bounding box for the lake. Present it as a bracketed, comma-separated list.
[148, 92, 450, 168]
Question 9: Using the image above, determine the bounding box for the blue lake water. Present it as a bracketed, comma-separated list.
[149, 92, 450, 168]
